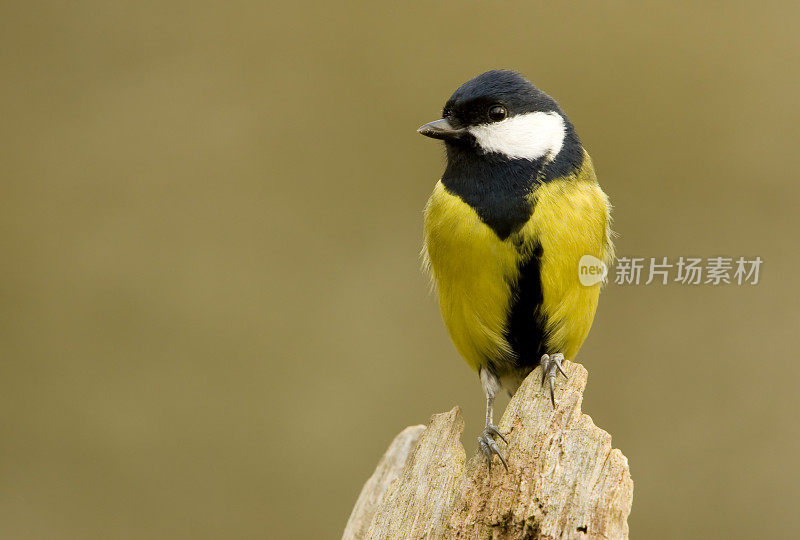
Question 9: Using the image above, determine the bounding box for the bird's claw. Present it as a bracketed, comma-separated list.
[478, 425, 508, 471]
[540, 353, 569, 408]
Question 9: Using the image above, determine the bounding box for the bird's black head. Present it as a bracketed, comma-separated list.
[418, 71, 586, 239]
[418, 70, 581, 169]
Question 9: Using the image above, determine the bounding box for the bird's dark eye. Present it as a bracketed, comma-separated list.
[488, 105, 507, 122]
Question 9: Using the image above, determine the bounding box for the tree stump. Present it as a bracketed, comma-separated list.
[343, 362, 633, 539]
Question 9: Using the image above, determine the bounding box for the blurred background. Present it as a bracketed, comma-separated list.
[2, 1, 798, 538]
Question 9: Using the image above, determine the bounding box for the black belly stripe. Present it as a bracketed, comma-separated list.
[504, 244, 547, 368]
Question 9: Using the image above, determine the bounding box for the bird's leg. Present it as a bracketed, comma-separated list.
[540, 353, 569, 408]
[478, 368, 508, 471]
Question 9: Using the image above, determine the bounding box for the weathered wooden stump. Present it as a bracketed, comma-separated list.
[343, 363, 633, 539]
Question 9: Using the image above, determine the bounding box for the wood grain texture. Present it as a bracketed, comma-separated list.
[345, 363, 633, 540]
[365, 408, 466, 539]
[343, 425, 427, 540]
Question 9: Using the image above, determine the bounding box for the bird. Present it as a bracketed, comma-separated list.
[418, 70, 614, 470]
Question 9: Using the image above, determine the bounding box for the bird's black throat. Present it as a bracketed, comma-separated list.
[441, 150, 540, 240]
[440, 123, 583, 241]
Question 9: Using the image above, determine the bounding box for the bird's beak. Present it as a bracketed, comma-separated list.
[417, 118, 467, 141]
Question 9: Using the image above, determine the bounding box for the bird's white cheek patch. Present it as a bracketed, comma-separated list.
[468, 111, 566, 161]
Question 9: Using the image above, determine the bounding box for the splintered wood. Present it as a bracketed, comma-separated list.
[343, 363, 633, 540]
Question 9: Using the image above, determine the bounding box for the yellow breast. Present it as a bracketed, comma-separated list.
[423, 181, 520, 371]
[523, 166, 614, 360]
[423, 153, 613, 373]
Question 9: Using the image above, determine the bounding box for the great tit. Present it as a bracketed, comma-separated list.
[419, 70, 614, 469]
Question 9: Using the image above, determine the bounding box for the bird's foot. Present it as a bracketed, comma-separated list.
[540, 353, 569, 408]
[478, 424, 508, 471]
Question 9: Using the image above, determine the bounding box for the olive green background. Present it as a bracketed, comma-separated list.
[2, 1, 798, 538]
